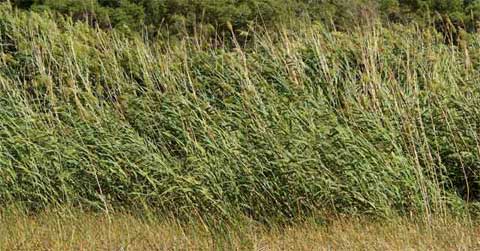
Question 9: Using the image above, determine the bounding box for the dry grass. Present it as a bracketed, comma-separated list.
[1, 211, 479, 250]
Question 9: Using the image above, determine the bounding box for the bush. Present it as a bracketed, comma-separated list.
[11, 0, 480, 33]
[10, 0, 294, 37]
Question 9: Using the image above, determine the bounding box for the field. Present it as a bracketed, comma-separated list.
[1, 209, 479, 250]
[2, 2, 480, 249]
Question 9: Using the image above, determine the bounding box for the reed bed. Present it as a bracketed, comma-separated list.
[1, 3, 480, 223]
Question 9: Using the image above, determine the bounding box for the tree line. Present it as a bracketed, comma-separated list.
[8, 1, 480, 37]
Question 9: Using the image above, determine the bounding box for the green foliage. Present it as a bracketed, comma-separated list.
[10, 0, 296, 37]
[2, 2, 480, 223]
[9, 0, 480, 39]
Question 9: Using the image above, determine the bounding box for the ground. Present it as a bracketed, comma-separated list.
[1, 210, 479, 250]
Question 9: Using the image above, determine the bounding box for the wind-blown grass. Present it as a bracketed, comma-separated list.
[1, 3, 480, 223]
[1, 209, 479, 250]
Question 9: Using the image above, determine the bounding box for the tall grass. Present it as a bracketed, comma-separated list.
[1, 3, 480, 223]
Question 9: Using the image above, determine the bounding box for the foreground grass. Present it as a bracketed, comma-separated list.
[1, 211, 479, 250]
[2, 4, 480, 250]
[4, 2, 480, 223]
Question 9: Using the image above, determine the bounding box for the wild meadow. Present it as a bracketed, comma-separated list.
[1, 1, 480, 249]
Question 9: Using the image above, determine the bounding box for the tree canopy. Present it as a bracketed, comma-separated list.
[9, 0, 480, 36]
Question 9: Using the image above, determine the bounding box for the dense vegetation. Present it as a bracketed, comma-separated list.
[9, 0, 480, 36]
[2, 1, 480, 224]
